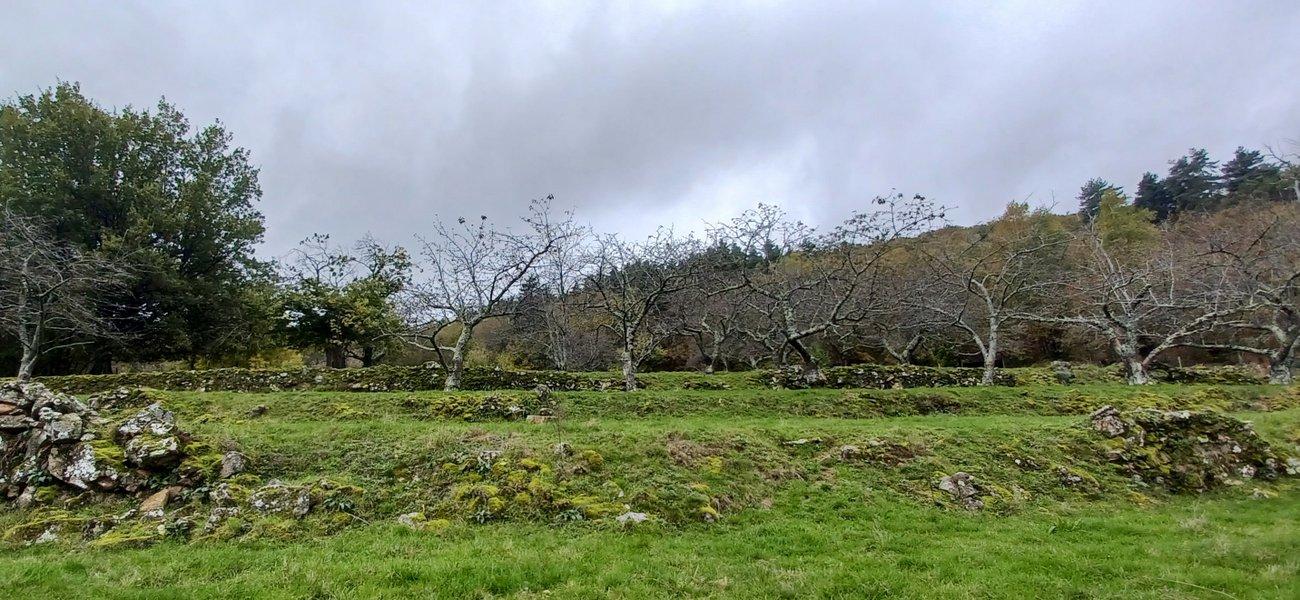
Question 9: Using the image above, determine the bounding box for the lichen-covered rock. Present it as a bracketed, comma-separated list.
[219, 451, 248, 479]
[44, 442, 121, 490]
[1088, 407, 1286, 492]
[249, 482, 314, 518]
[115, 403, 178, 442]
[124, 434, 182, 469]
[937, 472, 984, 510]
[0, 382, 207, 504]
[1089, 405, 1126, 438]
[615, 511, 648, 524]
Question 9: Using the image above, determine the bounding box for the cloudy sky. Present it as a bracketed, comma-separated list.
[3, 1, 1298, 257]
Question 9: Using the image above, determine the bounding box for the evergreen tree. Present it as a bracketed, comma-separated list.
[1076, 178, 1121, 222]
[1134, 172, 1175, 222]
[1221, 146, 1285, 201]
[0, 82, 268, 369]
[1163, 148, 1222, 213]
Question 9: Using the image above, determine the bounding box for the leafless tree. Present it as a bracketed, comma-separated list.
[836, 258, 942, 365]
[1177, 204, 1300, 383]
[586, 228, 704, 391]
[533, 221, 593, 370]
[917, 203, 1067, 384]
[708, 195, 943, 383]
[0, 208, 131, 379]
[1033, 199, 1246, 384]
[405, 197, 576, 390]
[676, 279, 751, 373]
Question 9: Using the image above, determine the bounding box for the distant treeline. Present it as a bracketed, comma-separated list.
[2, 83, 1298, 388]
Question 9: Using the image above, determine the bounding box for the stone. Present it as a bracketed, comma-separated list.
[115, 403, 178, 442]
[0, 415, 34, 431]
[14, 486, 36, 508]
[526, 415, 554, 424]
[397, 512, 427, 529]
[204, 506, 241, 533]
[938, 472, 984, 510]
[1, 383, 204, 502]
[1056, 466, 1084, 487]
[210, 483, 237, 506]
[45, 442, 118, 490]
[124, 434, 182, 469]
[552, 442, 573, 457]
[1088, 405, 1126, 438]
[249, 482, 314, 519]
[615, 511, 648, 525]
[837, 445, 861, 460]
[32, 527, 59, 545]
[1092, 407, 1284, 492]
[44, 413, 84, 443]
[139, 488, 172, 516]
[292, 488, 313, 518]
[219, 451, 247, 479]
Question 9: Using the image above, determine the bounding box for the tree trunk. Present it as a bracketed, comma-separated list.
[1267, 337, 1297, 385]
[361, 346, 377, 368]
[787, 338, 824, 385]
[1269, 361, 1293, 385]
[17, 347, 37, 381]
[444, 324, 474, 391]
[324, 345, 348, 369]
[979, 322, 999, 386]
[620, 349, 638, 392]
[17, 321, 41, 381]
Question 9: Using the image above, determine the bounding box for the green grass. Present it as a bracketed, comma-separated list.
[2, 488, 1297, 598]
[1, 384, 1297, 598]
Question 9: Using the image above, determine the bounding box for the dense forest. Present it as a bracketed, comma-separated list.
[3, 83, 1298, 387]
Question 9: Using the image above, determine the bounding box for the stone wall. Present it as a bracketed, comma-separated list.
[31, 362, 1270, 395]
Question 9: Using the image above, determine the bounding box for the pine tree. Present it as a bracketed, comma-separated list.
[1163, 148, 1222, 213]
[1076, 178, 1121, 222]
[1134, 172, 1175, 222]
[1221, 146, 1284, 201]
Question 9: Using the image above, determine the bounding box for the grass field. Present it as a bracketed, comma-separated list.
[2, 383, 1298, 598]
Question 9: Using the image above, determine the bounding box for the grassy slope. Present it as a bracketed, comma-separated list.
[1, 384, 1298, 598]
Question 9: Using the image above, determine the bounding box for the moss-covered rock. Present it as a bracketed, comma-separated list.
[1088, 407, 1288, 492]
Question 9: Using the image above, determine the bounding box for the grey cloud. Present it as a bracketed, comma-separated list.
[3, 1, 1298, 256]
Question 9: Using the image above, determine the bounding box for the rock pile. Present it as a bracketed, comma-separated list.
[0, 382, 197, 504]
[1088, 405, 1288, 492]
[937, 472, 984, 510]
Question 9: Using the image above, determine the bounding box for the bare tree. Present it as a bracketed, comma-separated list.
[533, 221, 592, 370]
[0, 208, 130, 379]
[1177, 204, 1300, 383]
[405, 198, 575, 390]
[918, 203, 1067, 384]
[586, 228, 703, 391]
[677, 279, 751, 373]
[1034, 196, 1246, 384]
[709, 195, 943, 383]
[839, 258, 942, 365]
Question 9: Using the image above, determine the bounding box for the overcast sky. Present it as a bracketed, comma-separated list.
[3, 1, 1299, 258]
